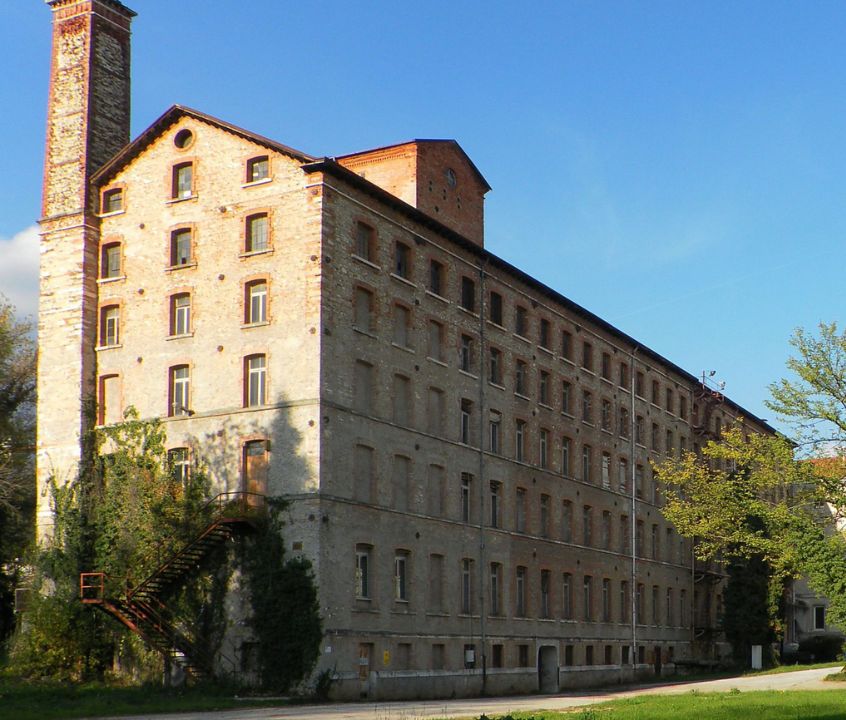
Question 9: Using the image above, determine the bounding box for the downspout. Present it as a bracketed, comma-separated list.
[630, 346, 639, 669]
[477, 259, 488, 694]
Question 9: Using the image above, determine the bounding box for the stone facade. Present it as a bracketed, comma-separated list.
[38, 0, 777, 700]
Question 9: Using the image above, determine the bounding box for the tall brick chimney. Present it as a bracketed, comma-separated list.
[37, 0, 135, 538]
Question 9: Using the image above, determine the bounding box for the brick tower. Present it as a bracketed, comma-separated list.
[37, 0, 135, 536]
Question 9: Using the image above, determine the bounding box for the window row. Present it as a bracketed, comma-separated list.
[354, 639, 673, 673]
[99, 154, 271, 215]
[355, 545, 689, 626]
[97, 356, 270, 425]
[351, 222, 691, 420]
[97, 281, 269, 347]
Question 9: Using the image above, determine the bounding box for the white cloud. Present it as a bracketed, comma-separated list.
[0, 225, 40, 321]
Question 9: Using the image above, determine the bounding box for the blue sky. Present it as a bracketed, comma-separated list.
[1, 1, 844, 433]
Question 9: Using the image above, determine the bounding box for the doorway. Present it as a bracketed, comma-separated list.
[538, 645, 559, 693]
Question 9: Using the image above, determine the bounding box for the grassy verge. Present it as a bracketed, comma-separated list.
[0, 678, 283, 720]
[745, 660, 843, 676]
[482, 689, 846, 720]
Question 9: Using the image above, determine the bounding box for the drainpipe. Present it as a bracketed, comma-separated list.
[630, 346, 639, 670]
[477, 259, 488, 694]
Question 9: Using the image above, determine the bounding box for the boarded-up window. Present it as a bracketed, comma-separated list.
[392, 304, 410, 347]
[429, 554, 444, 612]
[354, 287, 373, 332]
[354, 445, 374, 503]
[354, 361, 373, 413]
[393, 374, 411, 426]
[427, 387, 444, 435]
[427, 464, 444, 516]
[98, 374, 121, 425]
[392, 455, 410, 511]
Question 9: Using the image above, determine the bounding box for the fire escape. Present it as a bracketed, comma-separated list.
[80, 492, 265, 681]
[691, 375, 726, 653]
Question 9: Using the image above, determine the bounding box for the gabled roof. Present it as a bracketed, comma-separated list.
[91, 105, 315, 185]
[334, 139, 491, 192]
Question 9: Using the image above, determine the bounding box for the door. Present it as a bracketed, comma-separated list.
[538, 645, 559, 693]
[243, 440, 268, 504]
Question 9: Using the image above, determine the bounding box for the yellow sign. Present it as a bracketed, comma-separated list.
[383, 650, 390, 666]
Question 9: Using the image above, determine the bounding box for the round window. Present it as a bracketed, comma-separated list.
[174, 128, 194, 149]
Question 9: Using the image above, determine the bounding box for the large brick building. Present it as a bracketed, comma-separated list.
[37, 0, 777, 699]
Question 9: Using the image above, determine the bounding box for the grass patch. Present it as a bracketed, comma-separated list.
[0, 678, 284, 720]
[745, 661, 843, 676]
[474, 690, 846, 720]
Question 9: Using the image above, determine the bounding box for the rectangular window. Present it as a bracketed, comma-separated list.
[394, 241, 411, 279]
[515, 305, 528, 337]
[562, 381, 572, 414]
[652, 422, 660, 452]
[429, 554, 444, 612]
[602, 510, 612, 550]
[515, 359, 527, 395]
[582, 390, 592, 423]
[516, 566, 527, 616]
[427, 386, 445, 435]
[636, 583, 645, 624]
[539, 370, 550, 405]
[490, 563, 502, 616]
[172, 162, 193, 199]
[247, 155, 269, 182]
[392, 456, 410, 511]
[815, 605, 826, 630]
[601, 452, 611, 488]
[392, 374, 411, 426]
[460, 334, 473, 372]
[247, 280, 268, 324]
[460, 472, 472, 522]
[582, 342, 593, 371]
[665, 387, 674, 413]
[652, 379, 660, 404]
[561, 437, 572, 477]
[489, 411, 501, 453]
[679, 395, 688, 420]
[394, 552, 409, 601]
[245, 354, 267, 407]
[168, 447, 189, 485]
[516, 487, 527, 533]
[582, 444, 592, 483]
[680, 589, 687, 625]
[518, 645, 529, 668]
[460, 276, 476, 312]
[539, 318, 551, 349]
[601, 352, 611, 380]
[489, 347, 502, 384]
[428, 320, 444, 361]
[635, 371, 645, 397]
[619, 362, 629, 388]
[652, 585, 660, 625]
[429, 259, 444, 295]
[490, 481, 501, 528]
[620, 515, 630, 553]
[651, 524, 659, 560]
[515, 420, 526, 462]
[170, 228, 192, 266]
[583, 576, 593, 621]
[170, 293, 191, 336]
[355, 545, 371, 599]
[602, 578, 612, 621]
[620, 581, 629, 624]
[619, 407, 629, 439]
[353, 360, 373, 413]
[431, 643, 445, 671]
[666, 429, 674, 455]
[355, 221, 375, 261]
[601, 399, 611, 431]
[539, 429, 549, 469]
[582, 505, 592, 546]
[636, 519, 644, 556]
[102, 187, 123, 213]
[427, 465, 444, 517]
[618, 458, 628, 493]
[460, 399, 473, 444]
[561, 500, 573, 542]
[461, 558, 473, 614]
[392, 304, 411, 348]
[562, 573, 573, 619]
[489, 291, 503, 325]
[492, 644, 503, 668]
[101, 243, 121, 279]
[169, 365, 190, 416]
[666, 588, 674, 626]
[99, 305, 120, 346]
[561, 330, 572, 360]
[354, 286, 375, 333]
[635, 416, 644, 445]
[541, 569, 551, 618]
[245, 213, 269, 252]
[540, 493, 550, 537]
[354, 444, 374, 503]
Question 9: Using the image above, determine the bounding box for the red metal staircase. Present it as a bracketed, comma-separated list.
[81, 491, 265, 680]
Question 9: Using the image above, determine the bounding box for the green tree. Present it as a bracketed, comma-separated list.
[654, 322, 846, 661]
[0, 298, 36, 643]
